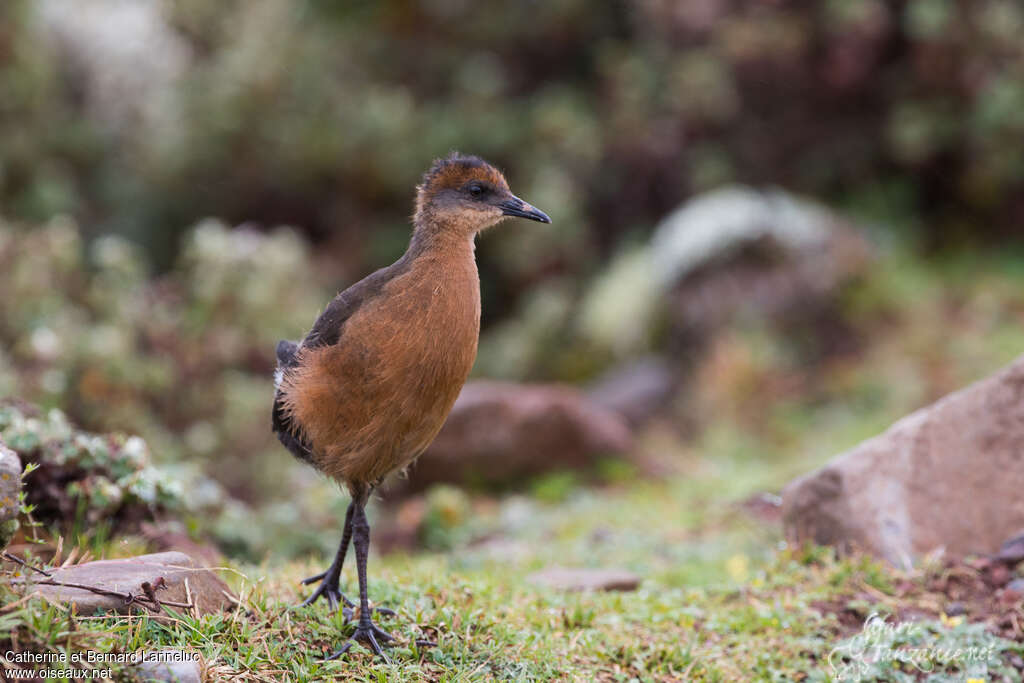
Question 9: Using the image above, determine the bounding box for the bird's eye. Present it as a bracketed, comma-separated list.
[468, 184, 484, 198]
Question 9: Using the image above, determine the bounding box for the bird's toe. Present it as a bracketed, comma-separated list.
[300, 570, 328, 586]
[298, 571, 354, 611]
[323, 619, 394, 662]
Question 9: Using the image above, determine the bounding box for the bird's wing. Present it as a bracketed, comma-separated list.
[271, 258, 411, 462]
[301, 262, 405, 349]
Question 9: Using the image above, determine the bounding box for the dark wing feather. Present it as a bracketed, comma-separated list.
[272, 339, 314, 463]
[302, 257, 413, 349]
[271, 254, 416, 463]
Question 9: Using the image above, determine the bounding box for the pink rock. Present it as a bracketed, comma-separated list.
[25, 551, 235, 617]
[783, 353, 1024, 567]
[405, 381, 633, 491]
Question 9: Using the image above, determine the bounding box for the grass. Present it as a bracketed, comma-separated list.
[3, 468, 1023, 681]
[4, 245, 1024, 680]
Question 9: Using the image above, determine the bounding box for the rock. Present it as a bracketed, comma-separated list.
[1006, 578, 1024, 597]
[987, 563, 1012, 588]
[783, 353, 1024, 567]
[528, 567, 641, 592]
[944, 601, 966, 617]
[0, 441, 22, 550]
[27, 551, 235, 617]
[586, 357, 678, 427]
[408, 381, 632, 491]
[995, 530, 1024, 566]
[135, 650, 202, 683]
[650, 186, 870, 337]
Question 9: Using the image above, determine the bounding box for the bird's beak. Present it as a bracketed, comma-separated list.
[499, 196, 551, 224]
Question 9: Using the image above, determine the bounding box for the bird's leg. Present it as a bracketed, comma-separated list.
[300, 500, 355, 611]
[325, 501, 395, 661]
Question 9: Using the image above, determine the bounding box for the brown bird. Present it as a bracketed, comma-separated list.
[272, 153, 550, 659]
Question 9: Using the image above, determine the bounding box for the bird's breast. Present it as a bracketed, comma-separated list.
[281, 244, 482, 483]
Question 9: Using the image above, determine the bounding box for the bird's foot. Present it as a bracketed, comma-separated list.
[342, 603, 396, 622]
[299, 571, 397, 622]
[325, 618, 395, 662]
[299, 570, 353, 610]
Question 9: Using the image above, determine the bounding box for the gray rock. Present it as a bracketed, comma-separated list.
[528, 567, 641, 592]
[587, 357, 678, 427]
[650, 186, 871, 335]
[650, 186, 856, 286]
[1006, 578, 1024, 596]
[26, 551, 235, 617]
[136, 650, 201, 683]
[944, 601, 966, 617]
[408, 381, 632, 491]
[783, 353, 1024, 567]
[995, 530, 1024, 565]
[0, 441, 22, 550]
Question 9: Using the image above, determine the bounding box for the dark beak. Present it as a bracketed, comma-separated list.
[499, 196, 551, 224]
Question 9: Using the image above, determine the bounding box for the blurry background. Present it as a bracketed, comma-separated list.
[2, 0, 1024, 563]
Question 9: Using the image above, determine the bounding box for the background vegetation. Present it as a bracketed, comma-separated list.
[2, 0, 1024, 679]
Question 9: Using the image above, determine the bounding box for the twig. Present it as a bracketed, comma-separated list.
[31, 579, 193, 611]
[2, 551, 53, 577]
[0, 590, 42, 613]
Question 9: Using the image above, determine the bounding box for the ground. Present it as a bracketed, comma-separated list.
[4, 247, 1024, 681]
[4, 461, 1023, 681]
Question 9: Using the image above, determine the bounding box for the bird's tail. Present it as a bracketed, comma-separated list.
[274, 339, 299, 389]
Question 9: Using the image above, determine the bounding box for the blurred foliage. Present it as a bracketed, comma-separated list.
[418, 485, 472, 551]
[0, 215, 326, 501]
[0, 400, 192, 535]
[3, 0, 1024, 565]
[2, 0, 1023, 326]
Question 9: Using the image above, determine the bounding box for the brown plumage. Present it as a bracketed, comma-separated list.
[272, 153, 550, 660]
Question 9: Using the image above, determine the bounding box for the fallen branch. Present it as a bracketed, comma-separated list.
[4, 552, 194, 615]
[29, 578, 193, 614]
[2, 551, 53, 577]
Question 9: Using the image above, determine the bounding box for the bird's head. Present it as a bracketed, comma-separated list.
[414, 153, 551, 237]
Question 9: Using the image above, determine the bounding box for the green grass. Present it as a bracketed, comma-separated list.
[5, 246, 1024, 680]
[4, 469, 1023, 681]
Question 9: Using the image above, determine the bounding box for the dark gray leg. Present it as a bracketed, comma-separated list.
[325, 500, 394, 661]
[300, 500, 356, 610]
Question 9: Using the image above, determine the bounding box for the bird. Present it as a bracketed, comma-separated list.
[271, 153, 551, 660]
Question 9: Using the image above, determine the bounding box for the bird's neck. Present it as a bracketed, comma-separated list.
[405, 221, 482, 331]
[408, 221, 477, 261]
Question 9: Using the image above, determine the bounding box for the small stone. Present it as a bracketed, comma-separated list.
[944, 601, 966, 617]
[136, 649, 201, 683]
[995, 530, 1024, 566]
[1006, 578, 1024, 597]
[528, 567, 641, 592]
[988, 564, 1011, 588]
[25, 551, 235, 617]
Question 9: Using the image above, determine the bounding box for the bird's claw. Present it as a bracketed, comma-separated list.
[324, 620, 395, 662]
[299, 571, 355, 610]
[300, 570, 328, 586]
